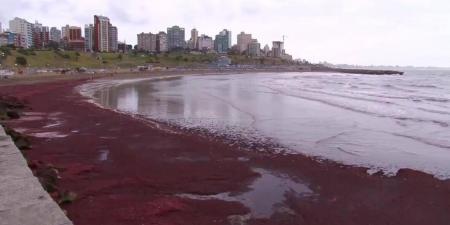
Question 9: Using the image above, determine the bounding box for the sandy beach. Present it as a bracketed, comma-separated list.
[1, 72, 450, 225]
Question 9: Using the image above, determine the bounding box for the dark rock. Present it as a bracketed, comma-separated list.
[4, 126, 31, 150]
[58, 191, 77, 205]
[6, 110, 20, 119]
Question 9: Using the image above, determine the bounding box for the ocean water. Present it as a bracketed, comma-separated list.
[89, 71, 450, 179]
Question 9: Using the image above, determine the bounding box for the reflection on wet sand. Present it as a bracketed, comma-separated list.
[92, 71, 450, 179]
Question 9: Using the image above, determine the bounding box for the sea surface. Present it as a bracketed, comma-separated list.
[87, 71, 450, 179]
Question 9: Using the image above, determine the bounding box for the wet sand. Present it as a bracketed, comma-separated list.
[1, 76, 450, 225]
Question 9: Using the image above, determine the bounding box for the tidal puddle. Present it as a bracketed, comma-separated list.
[30, 132, 68, 138]
[171, 155, 210, 162]
[178, 168, 313, 218]
[43, 121, 63, 128]
[98, 149, 110, 161]
[19, 116, 45, 121]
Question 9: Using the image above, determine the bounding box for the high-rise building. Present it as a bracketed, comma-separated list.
[93, 15, 118, 52]
[49, 27, 62, 43]
[32, 21, 49, 49]
[189, 28, 198, 50]
[223, 29, 232, 48]
[156, 32, 168, 52]
[61, 25, 70, 40]
[94, 15, 110, 52]
[248, 39, 261, 57]
[198, 35, 214, 51]
[167, 26, 185, 50]
[137, 32, 157, 52]
[84, 24, 94, 52]
[137, 33, 146, 51]
[237, 32, 252, 53]
[263, 44, 270, 56]
[108, 25, 118, 52]
[214, 29, 231, 53]
[9, 17, 33, 48]
[272, 41, 284, 58]
[66, 26, 85, 51]
[0, 22, 2, 33]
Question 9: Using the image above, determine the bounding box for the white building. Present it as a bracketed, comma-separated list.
[84, 24, 94, 51]
[9, 17, 33, 48]
[157, 32, 168, 52]
[237, 32, 252, 53]
[189, 28, 198, 50]
[272, 41, 285, 58]
[61, 25, 70, 39]
[198, 35, 214, 51]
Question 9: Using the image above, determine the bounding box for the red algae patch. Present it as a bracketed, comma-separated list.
[2, 78, 450, 225]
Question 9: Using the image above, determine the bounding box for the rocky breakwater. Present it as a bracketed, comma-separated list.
[310, 65, 404, 75]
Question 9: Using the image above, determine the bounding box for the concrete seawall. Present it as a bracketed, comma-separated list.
[0, 126, 73, 225]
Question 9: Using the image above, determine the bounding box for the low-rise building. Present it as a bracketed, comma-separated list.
[217, 56, 232, 67]
[118, 42, 132, 53]
[0, 32, 25, 48]
[0, 33, 8, 46]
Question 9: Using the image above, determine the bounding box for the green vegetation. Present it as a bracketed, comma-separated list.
[228, 54, 295, 65]
[0, 47, 220, 69]
[0, 46, 297, 69]
[15, 56, 28, 66]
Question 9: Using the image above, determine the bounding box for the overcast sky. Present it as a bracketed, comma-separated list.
[0, 0, 449, 67]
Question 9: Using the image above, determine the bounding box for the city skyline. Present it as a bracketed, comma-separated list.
[1, 15, 289, 58]
[0, 0, 450, 67]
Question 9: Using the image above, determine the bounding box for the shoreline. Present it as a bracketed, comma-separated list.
[1, 72, 449, 225]
[0, 66, 403, 86]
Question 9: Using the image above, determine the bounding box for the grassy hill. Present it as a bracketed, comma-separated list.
[0, 48, 219, 69]
[0, 46, 295, 69]
[229, 54, 295, 65]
